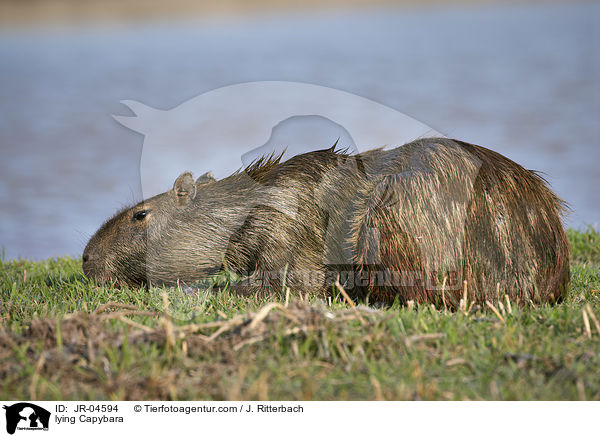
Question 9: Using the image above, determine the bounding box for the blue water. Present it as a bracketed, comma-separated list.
[0, 2, 598, 260]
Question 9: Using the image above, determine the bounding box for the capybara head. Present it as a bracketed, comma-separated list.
[82, 171, 216, 286]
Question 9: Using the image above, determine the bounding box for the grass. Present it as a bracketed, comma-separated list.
[1, 228, 599, 400]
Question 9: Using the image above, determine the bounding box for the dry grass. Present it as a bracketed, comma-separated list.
[1, 227, 599, 400]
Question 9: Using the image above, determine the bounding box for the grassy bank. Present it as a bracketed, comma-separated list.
[1, 228, 599, 400]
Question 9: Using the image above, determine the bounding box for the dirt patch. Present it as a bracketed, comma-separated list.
[0, 301, 383, 400]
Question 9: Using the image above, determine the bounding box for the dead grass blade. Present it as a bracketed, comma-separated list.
[405, 333, 446, 347]
[334, 279, 356, 308]
[486, 301, 505, 324]
[248, 302, 286, 330]
[584, 304, 600, 337]
[582, 307, 592, 339]
[441, 276, 448, 313]
[94, 302, 140, 315]
[460, 280, 468, 314]
[370, 375, 384, 401]
[505, 294, 513, 315]
[233, 326, 304, 351]
[29, 352, 46, 400]
[119, 316, 155, 333]
[161, 292, 176, 354]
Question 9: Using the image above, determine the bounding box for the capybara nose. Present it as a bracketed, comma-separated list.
[82, 247, 94, 266]
[82, 249, 95, 278]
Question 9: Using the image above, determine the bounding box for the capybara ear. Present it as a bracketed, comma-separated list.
[196, 171, 216, 185]
[173, 172, 197, 205]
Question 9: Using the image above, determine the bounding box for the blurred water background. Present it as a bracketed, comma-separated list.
[0, 1, 598, 260]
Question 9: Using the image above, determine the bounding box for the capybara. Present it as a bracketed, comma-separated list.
[82, 138, 569, 307]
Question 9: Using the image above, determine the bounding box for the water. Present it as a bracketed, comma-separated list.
[0, 2, 598, 260]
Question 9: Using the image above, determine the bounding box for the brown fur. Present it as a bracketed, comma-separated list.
[83, 138, 569, 306]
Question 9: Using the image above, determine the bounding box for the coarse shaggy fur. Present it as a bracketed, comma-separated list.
[83, 138, 569, 307]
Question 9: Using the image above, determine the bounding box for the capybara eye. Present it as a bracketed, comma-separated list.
[132, 210, 150, 221]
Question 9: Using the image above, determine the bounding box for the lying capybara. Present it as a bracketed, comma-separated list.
[83, 138, 569, 307]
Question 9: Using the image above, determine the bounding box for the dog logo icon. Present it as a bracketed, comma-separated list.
[3, 403, 50, 435]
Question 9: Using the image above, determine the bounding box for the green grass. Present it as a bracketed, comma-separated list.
[1, 228, 599, 400]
